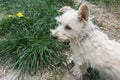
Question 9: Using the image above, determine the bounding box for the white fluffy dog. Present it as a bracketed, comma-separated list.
[50, 4, 120, 80]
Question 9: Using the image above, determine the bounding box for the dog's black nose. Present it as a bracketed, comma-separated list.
[52, 35, 58, 39]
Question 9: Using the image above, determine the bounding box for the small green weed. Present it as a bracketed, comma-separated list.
[0, 0, 74, 77]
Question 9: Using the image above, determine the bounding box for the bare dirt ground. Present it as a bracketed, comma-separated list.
[89, 4, 120, 41]
[0, 1, 120, 80]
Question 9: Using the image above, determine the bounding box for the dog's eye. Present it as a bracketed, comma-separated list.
[65, 25, 71, 30]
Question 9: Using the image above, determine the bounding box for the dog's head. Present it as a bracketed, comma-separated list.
[50, 4, 89, 42]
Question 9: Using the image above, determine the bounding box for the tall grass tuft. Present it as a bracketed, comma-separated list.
[0, 0, 74, 76]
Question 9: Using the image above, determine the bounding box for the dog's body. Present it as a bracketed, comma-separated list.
[50, 4, 120, 80]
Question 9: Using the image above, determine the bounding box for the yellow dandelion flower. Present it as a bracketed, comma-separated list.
[17, 12, 24, 17]
[8, 14, 13, 17]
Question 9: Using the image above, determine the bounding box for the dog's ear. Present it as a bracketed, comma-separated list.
[59, 6, 73, 13]
[78, 4, 89, 21]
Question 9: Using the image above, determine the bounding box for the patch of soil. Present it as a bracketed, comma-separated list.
[89, 4, 120, 41]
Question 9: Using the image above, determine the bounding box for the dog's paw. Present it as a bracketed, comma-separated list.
[70, 66, 83, 79]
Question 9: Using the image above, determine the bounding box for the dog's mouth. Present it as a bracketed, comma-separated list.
[51, 35, 69, 42]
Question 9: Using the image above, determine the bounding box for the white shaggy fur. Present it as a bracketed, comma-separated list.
[50, 4, 120, 80]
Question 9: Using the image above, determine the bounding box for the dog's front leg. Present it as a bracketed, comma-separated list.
[71, 61, 87, 79]
[71, 64, 87, 79]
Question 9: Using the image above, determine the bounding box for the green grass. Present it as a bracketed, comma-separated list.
[0, 0, 74, 78]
